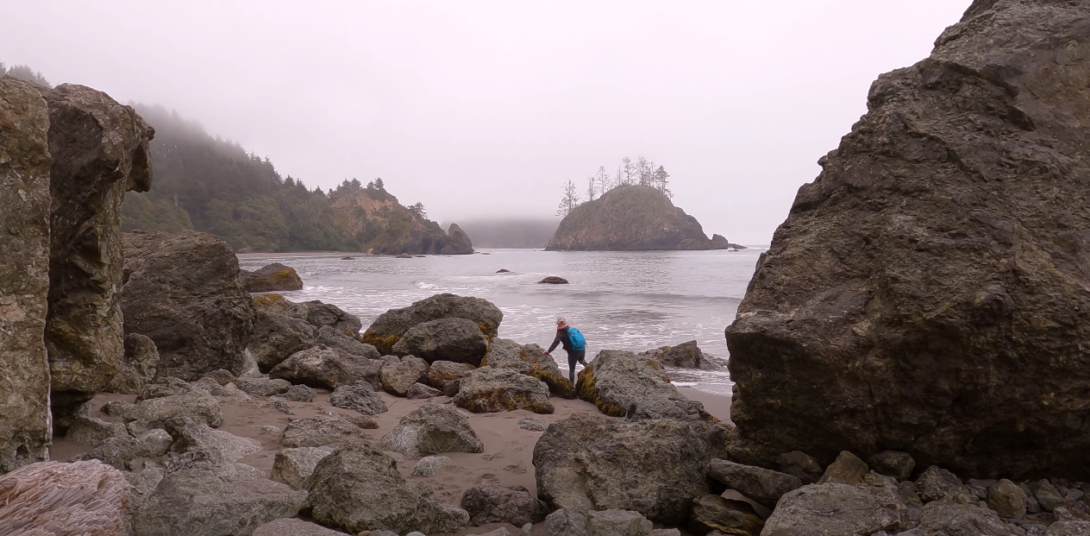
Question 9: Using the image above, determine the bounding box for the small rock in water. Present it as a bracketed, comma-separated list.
[539, 276, 569, 284]
[497, 268, 512, 273]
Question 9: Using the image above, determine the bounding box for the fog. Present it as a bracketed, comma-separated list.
[2, 1, 970, 244]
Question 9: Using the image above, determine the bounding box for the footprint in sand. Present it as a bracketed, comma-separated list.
[503, 463, 527, 474]
[482, 453, 505, 461]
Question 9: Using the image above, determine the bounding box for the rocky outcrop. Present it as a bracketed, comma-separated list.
[251, 310, 317, 372]
[546, 185, 729, 251]
[241, 263, 303, 292]
[362, 293, 503, 354]
[484, 339, 575, 398]
[533, 412, 729, 524]
[0, 77, 52, 474]
[640, 340, 721, 370]
[379, 403, 484, 458]
[122, 231, 255, 380]
[456, 367, 554, 414]
[304, 444, 470, 534]
[576, 350, 713, 421]
[392, 317, 490, 365]
[447, 223, 475, 254]
[279, 414, 371, 448]
[269, 345, 383, 390]
[0, 460, 130, 535]
[328, 188, 475, 256]
[104, 333, 160, 394]
[762, 483, 910, 535]
[42, 84, 155, 419]
[724, 0, 1090, 479]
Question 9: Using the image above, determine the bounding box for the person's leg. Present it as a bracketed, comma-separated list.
[575, 349, 587, 365]
[567, 351, 578, 384]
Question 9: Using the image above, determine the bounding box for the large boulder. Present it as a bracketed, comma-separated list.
[915, 499, 1010, 536]
[461, 482, 548, 527]
[304, 444, 470, 534]
[484, 339, 575, 398]
[381, 355, 429, 396]
[122, 231, 255, 381]
[279, 414, 372, 448]
[0, 460, 130, 535]
[42, 84, 155, 417]
[104, 333, 160, 394]
[533, 412, 729, 524]
[269, 345, 383, 390]
[271, 446, 334, 490]
[640, 340, 720, 370]
[362, 293, 503, 354]
[298, 300, 362, 337]
[102, 389, 223, 435]
[330, 381, 389, 415]
[455, 367, 554, 414]
[241, 263, 304, 292]
[251, 310, 318, 372]
[447, 223, 475, 253]
[724, 0, 1090, 479]
[576, 350, 712, 421]
[0, 77, 52, 473]
[391, 317, 490, 365]
[762, 483, 910, 535]
[426, 360, 476, 394]
[316, 325, 380, 358]
[707, 458, 804, 509]
[379, 403, 484, 458]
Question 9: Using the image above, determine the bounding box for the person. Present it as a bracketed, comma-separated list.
[543, 316, 586, 383]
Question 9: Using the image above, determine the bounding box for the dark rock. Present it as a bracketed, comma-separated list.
[484, 339, 575, 398]
[251, 310, 318, 372]
[252, 518, 346, 536]
[710, 234, 746, 250]
[379, 403, 483, 458]
[576, 350, 712, 421]
[533, 412, 728, 523]
[122, 231, 255, 380]
[102, 390, 223, 436]
[724, 0, 1090, 479]
[392, 317, 490, 366]
[315, 325, 380, 358]
[707, 458, 804, 509]
[282, 384, 315, 402]
[0, 460, 130, 535]
[447, 223, 475, 254]
[546, 185, 728, 251]
[777, 451, 824, 484]
[330, 381, 389, 415]
[915, 499, 1009, 536]
[545, 509, 587, 536]
[426, 360, 476, 388]
[0, 78, 52, 474]
[987, 478, 1027, 518]
[1031, 479, 1067, 512]
[234, 377, 292, 398]
[279, 414, 371, 448]
[304, 444, 469, 534]
[42, 84, 154, 414]
[104, 333, 160, 394]
[916, 466, 964, 503]
[456, 367, 554, 414]
[461, 482, 548, 526]
[271, 446, 334, 490]
[818, 451, 870, 485]
[869, 450, 917, 481]
[586, 509, 654, 536]
[362, 293, 503, 354]
[640, 340, 720, 370]
[900, 481, 923, 507]
[406, 382, 443, 399]
[201, 369, 237, 386]
[496, 268, 512, 273]
[241, 263, 303, 292]
[381, 355, 429, 396]
[540, 276, 569, 284]
[762, 483, 910, 535]
[270, 345, 383, 390]
[688, 495, 763, 536]
[298, 300, 362, 337]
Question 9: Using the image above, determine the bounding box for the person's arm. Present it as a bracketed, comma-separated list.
[545, 330, 561, 353]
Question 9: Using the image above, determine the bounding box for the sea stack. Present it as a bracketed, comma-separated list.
[726, 0, 1090, 479]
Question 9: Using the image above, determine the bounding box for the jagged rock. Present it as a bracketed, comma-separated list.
[167, 418, 262, 462]
[241, 263, 304, 292]
[762, 483, 910, 535]
[64, 410, 128, 447]
[104, 333, 160, 394]
[724, 0, 1090, 479]
[447, 223, 475, 254]
[585, 509, 654, 536]
[392, 317, 490, 366]
[916, 466, 965, 503]
[707, 458, 803, 509]
[900, 481, 923, 507]
[545, 509, 588, 536]
[576, 350, 711, 421]
[0, 77, 54, 474]
[688, 496, 764, 536]
[534, 412, 728, 523]
[461, 482, 548, 526]
[456, 367, 554, 414]
[252, 518, 348, 536]
[916, 499, 1009, 536]
[304, 444, 470, 534]
[1047, 507, 1090, 536]
[298, 300, 362, 337]
[316, 324, 380, 358]
[427, 360, 476, 388]
[122, 231, 255, 380]
[381, 356, 429, 396]
[519, 417, 549, 432]
[987, 478, 1026, 518]
[484, 339, 576, 398]
[777, 451, 824, 484]
[869, 450, 917, 481]
[281, 384, 315, 402]
[70, 429, 172, 470]
[819, 451, 870, 485]
[279, 414, 371, 448]
[0, 460, 129, 535]
[102, 389, 223, 435]
[1031, 479, 1067, 512]
[362, 293, 503, 354]
[272, 446, 334, 490]
[132, 459, 306, 536]
[411, 455, 451, 477]
[193, 377, 251, 401]
[407, 382, 443, 399]
[126, 461, 165, 511]
[380, 403, 483, 458]
[251, 310, 318, 372]
[640, 340, 720, 370]
[270, 345, 383, 390]
[330, 381, 389, 415]
[540, 276, 569, 284]
[235, 377, 292, 397]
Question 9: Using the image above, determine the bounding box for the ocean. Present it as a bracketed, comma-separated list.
[238, 247, 766, 396]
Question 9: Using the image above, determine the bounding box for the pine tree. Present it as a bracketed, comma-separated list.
[586, 176, 597, 202]
[595, 166, 610, 195]
[557, 180, 581, 216]
[653, 165, 672, 198]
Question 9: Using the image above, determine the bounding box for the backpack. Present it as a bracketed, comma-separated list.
[567, 327, 586, 351]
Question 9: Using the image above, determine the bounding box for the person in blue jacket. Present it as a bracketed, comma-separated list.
[543, 316, 587, 383]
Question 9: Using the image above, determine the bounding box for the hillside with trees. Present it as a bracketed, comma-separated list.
[557, 156, 673, 216]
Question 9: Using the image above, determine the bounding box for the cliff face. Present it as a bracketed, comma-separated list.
[726, 0, 1090, 479]
[546, 185, 729, 251]
[329, 190, 473, 255]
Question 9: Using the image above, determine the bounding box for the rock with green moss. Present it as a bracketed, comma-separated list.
[392, 318, 489, 366]
[483, 339, 575, 398]
[362, 293, 503, 354]
[241, 263, 303, 292]
[576, 350, 712, 422]
[455, 368, 553, 414]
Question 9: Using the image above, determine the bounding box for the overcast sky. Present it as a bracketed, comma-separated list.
[3, 1, 970, 244]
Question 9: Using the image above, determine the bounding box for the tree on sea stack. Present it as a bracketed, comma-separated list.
[557, 179, 580, 216]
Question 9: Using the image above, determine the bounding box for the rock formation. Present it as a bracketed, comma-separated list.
[329, 188, 474, 255]
[546, 185, 731, 251]
[447, 223, 475, 254]
[725, 0, 1090, 479]
[362, 293, 503, 354]
[122, 231, 255, 380]
[42, 84, 155, 421]
[0, 76, 53, 473]
[576, 350, 713, 422]
[241, 263, 304, 292]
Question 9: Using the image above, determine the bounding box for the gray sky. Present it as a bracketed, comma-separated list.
[3, 1, 970, 244]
